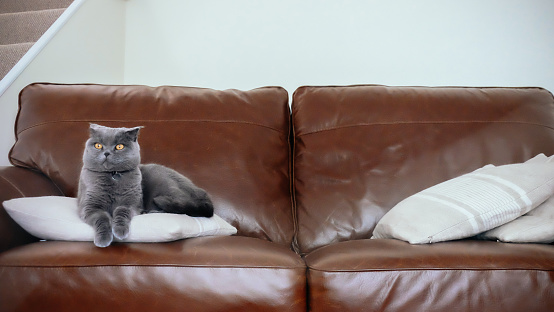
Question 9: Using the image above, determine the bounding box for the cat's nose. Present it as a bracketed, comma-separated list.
[104, 152, 110, 157]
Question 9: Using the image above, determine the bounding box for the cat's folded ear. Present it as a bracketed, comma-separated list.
[126, 126, 144, 142]
[89, 123, 104, 136]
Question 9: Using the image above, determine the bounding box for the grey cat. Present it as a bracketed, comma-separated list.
[78, 124, 214, 247]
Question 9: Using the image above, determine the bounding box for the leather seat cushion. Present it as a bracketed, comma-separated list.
[0, 236, 307, 312]
[305, 238, 554, 312]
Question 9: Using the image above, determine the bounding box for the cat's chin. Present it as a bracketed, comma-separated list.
[102, 164, 114, 171]
[100, 162, 122, 172]
[83, 165, 120, 173]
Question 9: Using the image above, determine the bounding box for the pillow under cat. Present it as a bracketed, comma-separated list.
[372, 154, 554, 244]
[3, 196, 237, 243]
[79, 124, 216, 247]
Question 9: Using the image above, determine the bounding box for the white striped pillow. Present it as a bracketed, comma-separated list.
[480, 195, 554, 243]
[372, 154, 554, 244]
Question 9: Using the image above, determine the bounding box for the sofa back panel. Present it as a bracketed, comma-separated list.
[10, 83, 294, 245]
[292, 85, 554, 253]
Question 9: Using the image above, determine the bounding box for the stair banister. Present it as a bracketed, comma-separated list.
[0, 0, 87, 97]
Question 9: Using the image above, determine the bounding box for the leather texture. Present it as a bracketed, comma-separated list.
[10, 83, 294, 245]
[292, 85, 554, 254]
[306, 239, 554, 312]
[1, 84, 553, 312]
[0, 236, 306, 312]
[0, 166, 63, 253]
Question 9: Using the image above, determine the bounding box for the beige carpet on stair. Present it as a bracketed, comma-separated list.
[0, 0, 73, 81]
[0, 0, 74, 14]
[0, 9, 66, 45]
[0, 42, 34, 78]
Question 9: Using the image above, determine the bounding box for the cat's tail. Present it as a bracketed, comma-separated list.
[153, 191, 214, 218]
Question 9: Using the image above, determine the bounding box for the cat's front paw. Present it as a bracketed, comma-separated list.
[94, 231, 113, 248]
[112, 224, 130, 240]
[112, 206, 132, 240]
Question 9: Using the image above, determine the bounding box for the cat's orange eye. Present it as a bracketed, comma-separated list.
[115, 144, 125, 150]
[94, 143, 103, 149]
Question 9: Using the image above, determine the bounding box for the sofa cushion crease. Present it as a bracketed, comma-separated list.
[14, 119, 288, 138]
[0, 166, 64, 252]
[0, 237, 306, 268]
[304, 239, 554, 271]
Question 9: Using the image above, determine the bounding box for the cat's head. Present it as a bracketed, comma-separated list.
[83, 124, 143, 172]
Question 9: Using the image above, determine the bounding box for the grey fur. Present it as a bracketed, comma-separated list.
[77, 124, 143, 247]
[141, 164, 214, 218]
[77, 124, 214, 247]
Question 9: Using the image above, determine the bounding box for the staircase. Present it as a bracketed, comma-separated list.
[0, 0, 74, 81]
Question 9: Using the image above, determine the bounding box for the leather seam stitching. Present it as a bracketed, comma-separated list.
[306, 268, 553, 273]
[0, 174, 25, 197]
[296, 120, 554, 137]
[0, 264, 307, 269]
[16, 119, 286, 136]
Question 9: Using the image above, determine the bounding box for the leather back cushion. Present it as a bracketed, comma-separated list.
[292, 85, 554, 253]
[11, 83, 294, 245]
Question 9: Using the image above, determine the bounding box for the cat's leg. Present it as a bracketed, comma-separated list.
[83, 209, 113, 248]
[112, 206, 136, 240]
[152, 195, 177, 212]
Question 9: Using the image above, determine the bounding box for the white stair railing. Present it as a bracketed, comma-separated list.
[0, 0, 126, 166]
[0, 0, 87, 97]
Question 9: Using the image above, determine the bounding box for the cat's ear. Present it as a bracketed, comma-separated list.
[126, 126, 144, 142]
[89, 123, 103, 137]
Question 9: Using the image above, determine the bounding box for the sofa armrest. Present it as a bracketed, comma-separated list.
[0, 166, 64, 253]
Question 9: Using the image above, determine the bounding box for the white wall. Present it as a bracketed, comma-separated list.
[124, 0, 554, 96]
[1, 0, 553, 165]
[0, 0, 126, 165]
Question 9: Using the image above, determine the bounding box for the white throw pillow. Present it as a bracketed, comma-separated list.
[372, 154, 554, 244]
[3, 196, 237, 243]
[480, 195, 554, 243]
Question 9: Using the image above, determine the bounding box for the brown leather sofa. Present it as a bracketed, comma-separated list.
[0, 83, 553, 311]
